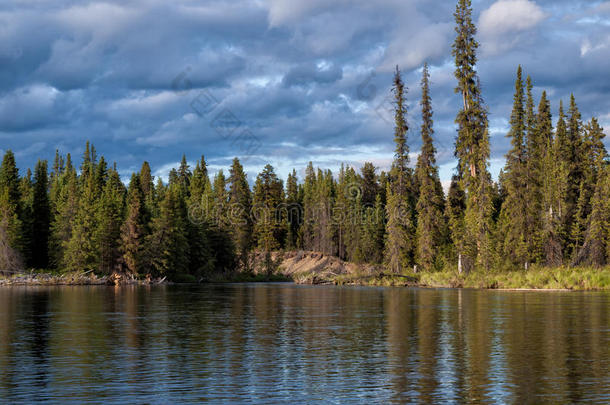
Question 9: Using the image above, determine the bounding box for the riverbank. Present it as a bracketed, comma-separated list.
[271, 251, 610, 291]
[0, 271, 167, 286]
[3, 251, 610, 290]
[327, 266, 610, 290]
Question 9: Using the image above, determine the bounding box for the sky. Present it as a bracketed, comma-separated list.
[1, 0, 609, 187]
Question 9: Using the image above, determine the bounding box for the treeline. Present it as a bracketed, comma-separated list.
[1, 0, 609, 279]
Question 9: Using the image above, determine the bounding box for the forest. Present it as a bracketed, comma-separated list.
[0, 0, 609, 282]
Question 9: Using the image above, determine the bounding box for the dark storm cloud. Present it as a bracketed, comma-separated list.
[0, 0, 608, 184]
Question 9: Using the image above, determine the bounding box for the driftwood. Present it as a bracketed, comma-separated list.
[0, 271, 169, 286]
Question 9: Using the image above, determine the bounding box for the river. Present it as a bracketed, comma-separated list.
[0, 284, 608, 403]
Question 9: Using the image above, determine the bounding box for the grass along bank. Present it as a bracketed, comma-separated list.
[272, 251, 610, 290]
[322, 265, 610, 290]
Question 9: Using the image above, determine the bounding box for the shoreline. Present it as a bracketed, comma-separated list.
[2, 251, 609, 291]
[0, 271, 168, 287]
[0, 272, 605, 292]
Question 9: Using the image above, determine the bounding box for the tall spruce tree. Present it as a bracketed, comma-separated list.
[384, 66, 416, 273]
[538, 93, 564, 265]
[560, 95, 585, 257]
[414, 63, 446, 271]
[524, 76, 544, 264]
[452, 0, 494, 271]
[498, 66, 529, 267]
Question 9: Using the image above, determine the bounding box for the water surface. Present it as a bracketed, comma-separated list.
[0, 284, 608, 403]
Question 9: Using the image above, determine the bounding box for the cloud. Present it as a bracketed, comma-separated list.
[0, 0, 609, 184]
[479, 0, 547, 54]
[0, 84, 61, 131]
[282, 62, 343, 87]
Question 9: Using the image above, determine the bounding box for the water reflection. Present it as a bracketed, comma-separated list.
[0, 285, 608, 403]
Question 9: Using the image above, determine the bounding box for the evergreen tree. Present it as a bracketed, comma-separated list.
[139, 161, 155, 228]
[498, 66, 529, 267]
[146, 183, 189, 277]
[384, 66, 416, 273]
[95, 168, 125, 274]
[360, 193, 385, 265]
[559, 95, 585, 256]
[575, 166, 610, 266]
[0, 188, 22, 273]
[414, 63, 447, 271]
[49, 155, 78, 270]
[524, 76, 544, 264]
[360, 162, 379, 207]
[212, 170, 228, 227]
[187, 156, 214, 277]
[252, 164, 285, 272]
[452, 0, 494, 270]
[359, 163, 384, 264]
[302, 162, 317, 251]
[177, 154, 191, 196]
[63, 168, 98, 272]
[120, 174, 146, 275]
[285, 169, 301, 249]
[446, 175, 466, 271]
[538, 93, 564, 265]
[19, 169, 33, 266]
[335, 165, 361, 261]
[31, 160, 50, 269]
[228, 158, 252, 267]
[0, 151, 23, 272]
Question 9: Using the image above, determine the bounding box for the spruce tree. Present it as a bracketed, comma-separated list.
[575, 166, 610, 266]
[31, 160, 50, 269]
[359, 163, 384, 264]
[19, 169, 33, 266]
[0, 151, 23, 272]
[0, 188, 22, 272]
[120, 174, 146, 275]
[301, 162, 316, 250]
[64, 169, 98, 272]
[212, 170, 228, 227]
[95, 168, 125, 274]
[452, 0, 494, 270]
[446, 175, 466, 271]
[335, 165, 361, 261]
[228, 158, 252, 268]
[187, 156, 214, 277]
[360, 162, 379, 207]
[139, 161, 155, 228]
[560, 95, 585, 256]
[252, 164, 285, 272]
[384, 66, 416, 273]
[414, 63, 447, 271]
[146, 183, 189, 277]
[285, 169, 301, 249]
[360, 193, 385, 265]
[498, 66, 529, 267]
[538, 93, 564, 265]
[49, 154, 78, 270]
